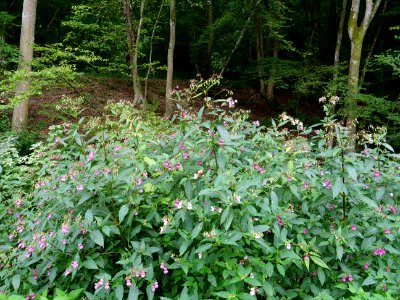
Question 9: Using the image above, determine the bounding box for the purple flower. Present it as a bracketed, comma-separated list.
[323, 180, 331, 189]
[71, 261, 79, 269]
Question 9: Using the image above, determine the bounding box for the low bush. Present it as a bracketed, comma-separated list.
[0, 95, 399, 299]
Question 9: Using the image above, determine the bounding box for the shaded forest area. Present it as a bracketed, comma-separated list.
[0, 0, 400, 147]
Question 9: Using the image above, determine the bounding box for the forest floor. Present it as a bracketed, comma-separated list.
[28, 76, 323, 137]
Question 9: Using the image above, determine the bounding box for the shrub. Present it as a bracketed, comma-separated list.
[0, 95, 399, 299]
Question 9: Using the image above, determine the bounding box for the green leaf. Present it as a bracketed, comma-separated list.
[345, 165, 357, 181]
[85, 209, 93, 224]
[362, 276, 377, 286]
[317, 267, 326, 286]
[263, 281, 274, 296]
[144, 157, 156, 166]
[191, 222, 203, 239]
[304, 257, 310, 271]
[11, 274, 20, 291]
[83, 259, 98, 270]
[215, 291, 232, 298]
[361, 236, 376, 250]
[277, 264, 285, 276]
[184, 180, 193, 200]
[310, 255, 330, 269]
[358, 194, 378, 208]
[221, 207, 234, 231]
[376, 188, 385, 201]
[332, 177, 343, 199]
[7, 296, 25, 300]
[208, 273, 217, 287]
[217, 125, 231, 142]
[336, 244, 344, 261]
[195, 243, 213, 253]
[68, 289, 83, 300]
[266, 262, 274, 277]
[179, 286, 189, 300]
[90, 230, 104, 247]
[119, 204, 129, 223]
[115, 285, 124, 300]
[128, 285, 140, 300]
[270, 191, 278, 214]
[179, 239, 191, 255]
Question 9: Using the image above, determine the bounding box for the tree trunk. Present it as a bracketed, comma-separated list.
[359, 0, 387, 89]
[206, 0, 214, 76]
[266, 38, 278, 101]
[347, 0, 383, 148]
[219, 0, 261, 77]
[144, 0, 164, 104]
[123, 0, 144, 106]
[255, 11, 265, 95]
[12, 0, 37, 131]
[165, 0, 176, 116]
[333, 0, 347, 82]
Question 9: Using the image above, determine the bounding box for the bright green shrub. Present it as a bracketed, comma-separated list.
[0, 96, 399, 299]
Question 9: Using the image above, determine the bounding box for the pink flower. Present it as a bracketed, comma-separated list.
[218, 139, 224, 146]
[341, 275, 347, 282]
[385, 228, 390, 235]
[253, 163, 259, 170]
[151, 281, 159, 292]
[373, 169, 380, 177]
[364, 263, 369, 270]
[323, 180, 331, 189]
[76, 185, 84, 191]
[88, 151, 94, 161]
[303, 228, 308, 234]
[61, 224, 69, 234]
[303, 181, 309, 189]
[348, 274, 353, 282]
[126, 277, 132, 287]
[71, 261, 79, 269]
[351, 224, 357, 231]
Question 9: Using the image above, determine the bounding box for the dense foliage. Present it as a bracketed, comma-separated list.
[1, 94, 399, 299]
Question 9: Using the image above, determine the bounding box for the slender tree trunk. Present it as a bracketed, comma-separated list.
[266, 38, 278, 101]
[359, 0, 387, 89]
[206, 0, 214, 76]
[12, 0, 37, 131]
[333, 0, 347, 82]
[255, 11, 265, 95]
[165, 0, 176, 116]
[219, 0, 261, 77]
[133, 0, 146, 106]
[123, 0, 144, 106]
[144, 0, 164, 104]
[347, 0, 383, 148]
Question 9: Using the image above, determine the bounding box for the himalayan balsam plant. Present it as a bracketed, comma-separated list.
[0, 92, 399, 299]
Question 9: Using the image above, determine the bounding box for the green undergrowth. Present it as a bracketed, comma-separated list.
[0, 92, 399, 299]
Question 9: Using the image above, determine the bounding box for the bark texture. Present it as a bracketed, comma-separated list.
[165, 0, 176, 116]
[333, 0, 348, 82]
[123, 0, 144, 106]
[12, 0, 37, 131]
[347, 0, 382, 148]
